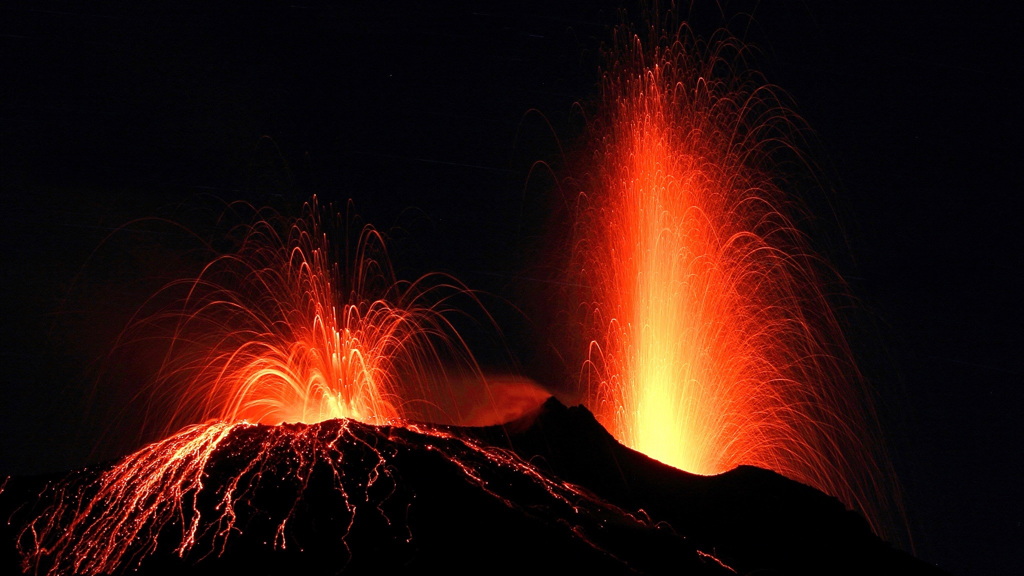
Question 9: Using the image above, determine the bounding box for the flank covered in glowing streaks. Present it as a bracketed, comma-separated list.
[571, 24, 892, 533]
[19, 422, 243, 575]
[18, 414, 737, 576]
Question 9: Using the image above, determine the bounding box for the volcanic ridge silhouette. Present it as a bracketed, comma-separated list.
[1, 397, 946, 575]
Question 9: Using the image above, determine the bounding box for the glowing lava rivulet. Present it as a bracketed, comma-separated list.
[569, 24, 891, 532]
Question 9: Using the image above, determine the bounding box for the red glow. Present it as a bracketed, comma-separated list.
[571, 26, 888, 529]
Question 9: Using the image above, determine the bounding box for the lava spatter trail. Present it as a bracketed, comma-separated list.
[19, 422, 242, 574]
[16, 418, 736, 576]
[568, 23, 892, 532]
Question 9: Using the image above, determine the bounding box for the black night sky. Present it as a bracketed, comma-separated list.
[2, 2, 1021, 575]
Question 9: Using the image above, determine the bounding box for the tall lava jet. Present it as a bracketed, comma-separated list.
[566, 21, 896, 536]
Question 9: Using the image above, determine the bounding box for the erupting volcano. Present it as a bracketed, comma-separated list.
[10, 199, 506, 576]
[568, 23, 893, 534]
[0, 9, 952, 576]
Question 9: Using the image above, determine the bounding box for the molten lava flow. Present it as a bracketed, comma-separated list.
[119, 197, 484, 432]
[570, 26, 888, 529]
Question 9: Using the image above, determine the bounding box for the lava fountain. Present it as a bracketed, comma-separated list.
[570, 24, 890, 530]
[17, 197, 504, 575]
[116, 197, 487, 433]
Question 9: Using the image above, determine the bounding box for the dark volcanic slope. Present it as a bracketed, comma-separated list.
[475, 398, 950, 576]
[2, 398, 946, 576]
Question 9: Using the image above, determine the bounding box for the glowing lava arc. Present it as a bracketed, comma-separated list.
[118, 197, 487, 434]
[570, 25, 889, 529]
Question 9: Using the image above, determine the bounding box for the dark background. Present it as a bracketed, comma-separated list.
[2, 2, 1020, 575]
